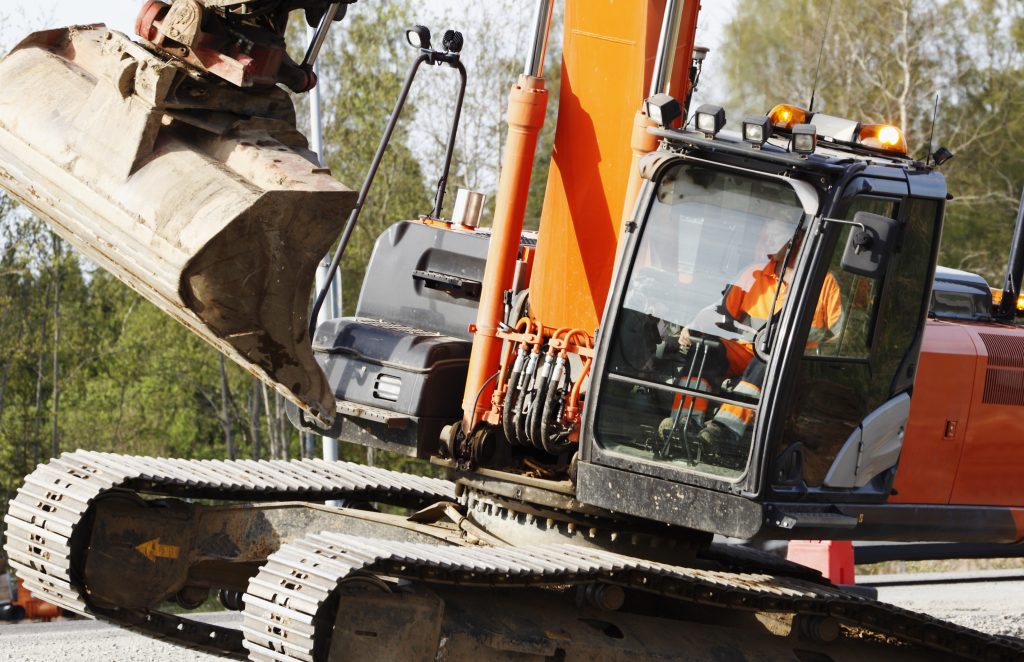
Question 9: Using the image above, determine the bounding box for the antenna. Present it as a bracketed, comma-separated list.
[808, 0, 834, 113]
[925, 94, 939, 165]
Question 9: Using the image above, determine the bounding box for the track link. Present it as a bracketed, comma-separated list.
[244, 532, 1024, 662]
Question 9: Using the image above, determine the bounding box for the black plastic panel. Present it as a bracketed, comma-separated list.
[576, 461, 764, 539]
[313, 317, 470, 418]
[356, 222, 490, 340]
[296, 318, 472, 457]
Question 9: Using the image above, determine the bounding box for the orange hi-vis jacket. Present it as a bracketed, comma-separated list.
[720, 260, 843, 375]
[715, 261, 844, 436]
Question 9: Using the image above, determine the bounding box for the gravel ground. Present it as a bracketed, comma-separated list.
[0, 611, 233, 662]
[870, 571, 1024, 640]
[2, 575, 1022, 661]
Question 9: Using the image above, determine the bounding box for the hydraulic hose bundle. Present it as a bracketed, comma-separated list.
[498, 323, 592, 455]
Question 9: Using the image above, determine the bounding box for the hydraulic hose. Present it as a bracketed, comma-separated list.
[513, 350, 540, 445]
[502, 346, 527, 445]
[541, 364, 571, 455]
[528, 354, 554, 448]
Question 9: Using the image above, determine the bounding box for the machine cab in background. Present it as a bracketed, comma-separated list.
[577, 133, 948, 540]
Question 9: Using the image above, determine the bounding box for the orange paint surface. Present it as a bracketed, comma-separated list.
[947, 324, 1024, 507]
[529, 0, 699, 333]
[895, 318, 1024, 516]
[12, 576, 61, 621]
[892, 321, 978, 504]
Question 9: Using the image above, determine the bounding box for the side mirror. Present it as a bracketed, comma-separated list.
[840, 211, 897, 278]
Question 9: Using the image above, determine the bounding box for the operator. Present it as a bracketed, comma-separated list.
[665, 217, 843, 467]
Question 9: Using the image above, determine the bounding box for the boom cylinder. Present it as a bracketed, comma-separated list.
[650, 0, 685, 98]
[524, 0, 555, 78]
[461, 0, 553, 431]
[619, 0, 700, 227]
[461, 75, 549, 430]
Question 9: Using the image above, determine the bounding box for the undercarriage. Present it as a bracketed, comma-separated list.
[6, 452, 1022, 661]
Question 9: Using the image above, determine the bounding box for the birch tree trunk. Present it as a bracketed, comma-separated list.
[32, 282, 51, 466]
[50, 234, 61, 460]
[261, 383, 278, 459]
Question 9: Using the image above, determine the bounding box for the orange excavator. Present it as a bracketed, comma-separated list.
[2, 1, 1024, 660]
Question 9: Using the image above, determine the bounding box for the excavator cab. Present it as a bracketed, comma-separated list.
[593, 162, 813, 478]
[577, 116, 947, 539]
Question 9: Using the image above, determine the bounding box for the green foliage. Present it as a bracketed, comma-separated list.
[312, 3, 431, 314]
[719, 0, 1024, 282]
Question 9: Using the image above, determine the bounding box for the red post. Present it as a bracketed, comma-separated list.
[786, 540, 856, 585]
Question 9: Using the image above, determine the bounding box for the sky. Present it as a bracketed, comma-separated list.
[11, 1, 736, 40]
[3, 1, 736, 103]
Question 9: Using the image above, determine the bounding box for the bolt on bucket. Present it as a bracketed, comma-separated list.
[0, 26, 356, 424]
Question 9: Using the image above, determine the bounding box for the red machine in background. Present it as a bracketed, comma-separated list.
[1, 566, 61, 622]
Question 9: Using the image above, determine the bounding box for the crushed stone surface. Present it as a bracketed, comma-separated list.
[0, 611, 235, 662]
[3, 578, 1022, 660]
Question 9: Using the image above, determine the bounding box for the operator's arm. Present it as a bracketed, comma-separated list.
[807, 271, 844, 345]
[679, 270, 751, 349]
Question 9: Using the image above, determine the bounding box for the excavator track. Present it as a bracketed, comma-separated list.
[5, 452, 1024, 661]
[245, 533, 1024, 662]
[3, 450, 455, 657]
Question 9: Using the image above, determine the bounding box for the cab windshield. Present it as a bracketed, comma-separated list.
[595, 162, 813, 480]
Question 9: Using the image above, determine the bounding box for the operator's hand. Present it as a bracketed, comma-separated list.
[678, 327, 693, 354]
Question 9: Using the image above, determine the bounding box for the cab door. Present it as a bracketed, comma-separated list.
[770, 185, 942, 498]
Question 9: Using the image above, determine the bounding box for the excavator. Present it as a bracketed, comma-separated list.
[2, 0, 1024, 660]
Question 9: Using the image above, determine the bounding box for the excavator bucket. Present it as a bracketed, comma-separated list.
[0, 26, 356, 424]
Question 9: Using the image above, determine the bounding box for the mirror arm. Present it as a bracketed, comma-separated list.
[822, 217, 872, 254]
[820, 217, 867, 233]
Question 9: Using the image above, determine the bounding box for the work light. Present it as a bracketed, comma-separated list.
[645, 93, 681, 128]
[695, 104, 725, 138]
[406, 25, 431, 49]
[742, 115, 771, 146]
[791, 124, 817, 154]
[932, 146, 954, 166]
[442, 29, 464, 53]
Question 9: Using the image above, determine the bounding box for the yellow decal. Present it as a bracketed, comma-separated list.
[135, 537, 180, 562]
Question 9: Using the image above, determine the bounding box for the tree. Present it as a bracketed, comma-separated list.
[718, 0, 1024, 282]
